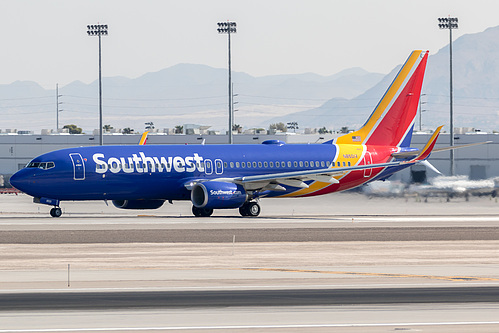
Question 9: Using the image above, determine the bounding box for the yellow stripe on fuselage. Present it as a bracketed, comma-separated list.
[335, 51, 422, 145]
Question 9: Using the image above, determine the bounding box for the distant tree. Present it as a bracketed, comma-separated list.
[269, 122, 287, 133]
[286, 122, 299, 133]
[63, 124, 82, 134]
[318, 126, 331, 134]
[232, 124, 243, 133]
[103, 124, 113, 132]
[122, 127, 134, 134]
[339, 126, 350, 134]
[174, 125, 184, 134]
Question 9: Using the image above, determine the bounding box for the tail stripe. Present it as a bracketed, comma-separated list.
[362, 52, 422, 144]
[335, 50, 428, 147]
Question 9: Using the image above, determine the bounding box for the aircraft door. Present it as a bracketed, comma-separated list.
[204, 159, 213, 175]
[363, 151, 372, 178]
[69, 153, 85, 180]
[215, 159, 223, 175]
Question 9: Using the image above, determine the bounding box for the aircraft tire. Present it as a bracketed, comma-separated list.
[192, 206, 213, 217]
[50, 207, 62, 218]
[239, 206, 249, 216]
[192, 206, 202, 217]
[200, 208, 213, 217]
[246, 202, 261, 217]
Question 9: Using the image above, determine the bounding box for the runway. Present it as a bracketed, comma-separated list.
[1, 193, 499, 332]
[2, 226, 499, 243]
[2, 287, 499, 311]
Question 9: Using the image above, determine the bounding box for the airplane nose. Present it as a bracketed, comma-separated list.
[9, 170, 27, 192]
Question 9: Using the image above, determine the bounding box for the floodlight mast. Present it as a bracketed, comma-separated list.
[87, 24, 108, 146]
[438, 16, 458, 176]
[217, 21, 237, 144]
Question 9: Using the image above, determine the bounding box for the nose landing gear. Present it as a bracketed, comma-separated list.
[50, 207, 62, 217]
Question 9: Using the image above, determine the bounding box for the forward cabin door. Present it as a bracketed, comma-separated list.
[69, 153, 85, 180]
[363, 151, 372, 178]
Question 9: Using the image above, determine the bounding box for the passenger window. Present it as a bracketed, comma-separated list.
[304, 161, 309, 167]
[252, 162, 257, 168]
[230, 162, 234, 168]
[236, 162, 240, 168]
[299, 161, 303, 167]
[269, 161, 273, 168]
[343, 162, 346, 167]
[327, 161, 331, 167]
[287, 161, 291, 168]
[321, 161, 325, 167]
[224, 162, 228, 168]
[242, 162, 246, 168]
[282, 162, 286, 168]
[348, 162, 351, 166]
[247, 162, 251, 168]
[258, 162, 262, 168]
[293, 161, 298, 167]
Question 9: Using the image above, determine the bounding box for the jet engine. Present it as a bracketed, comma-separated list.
[112, 199, 165, 210]
[191, 182, 247, 209]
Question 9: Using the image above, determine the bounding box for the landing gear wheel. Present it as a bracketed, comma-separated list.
[50, 207, 62, 218]
[239, 202, 260, 217]
[239, 206, 249, 216]
[246, 202, 261, 217]
[192, 206, 214, 217]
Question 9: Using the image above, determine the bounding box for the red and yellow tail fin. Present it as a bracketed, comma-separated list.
[335, 50, 429, 147]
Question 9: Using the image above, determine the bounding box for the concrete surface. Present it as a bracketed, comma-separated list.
[0, 192, 498, 332]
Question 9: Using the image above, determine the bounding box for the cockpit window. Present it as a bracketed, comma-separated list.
[26, 161, 55, 170]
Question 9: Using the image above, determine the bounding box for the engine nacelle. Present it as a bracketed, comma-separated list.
[191, 182, 247, 209]
[112, 199, 165, 210]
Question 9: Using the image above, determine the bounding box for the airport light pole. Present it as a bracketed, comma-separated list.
[438, 16, 458, 175]
[56, 83, 63, 133]
[217, 21, 236, 144]
[419, 93, 426, 132]
[87, 24, 108, 146]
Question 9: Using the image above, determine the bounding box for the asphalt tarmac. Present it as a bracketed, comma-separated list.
[2, 287, 499, 311]
[1, 192, 499, 332]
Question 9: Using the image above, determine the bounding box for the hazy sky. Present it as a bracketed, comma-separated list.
[2, 0, 499, 88]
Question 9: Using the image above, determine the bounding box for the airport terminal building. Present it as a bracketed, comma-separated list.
[0, 131, 497, 186]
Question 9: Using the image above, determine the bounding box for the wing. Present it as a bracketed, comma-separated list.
[184, 161, 400, 192]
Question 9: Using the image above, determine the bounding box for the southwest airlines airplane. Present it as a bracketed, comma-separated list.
[9, 50, 481, 218]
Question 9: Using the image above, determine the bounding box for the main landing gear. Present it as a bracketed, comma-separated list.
[50, 207, 62, 218]
[190, 201, 261, 217]
[239, 201, 261, 217]
[192, 206, 214, 217]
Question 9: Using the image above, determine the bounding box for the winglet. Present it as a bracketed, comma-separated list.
[410, 125, 444, 162]
[139, 131, 149, 145]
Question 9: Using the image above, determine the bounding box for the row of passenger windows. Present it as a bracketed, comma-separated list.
[225, 160, 351, 169]
[97, 160, 352, 170]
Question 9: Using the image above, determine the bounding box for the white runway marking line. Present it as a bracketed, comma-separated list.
[357, 216, 499, 222]
[2, 322, 499, 332]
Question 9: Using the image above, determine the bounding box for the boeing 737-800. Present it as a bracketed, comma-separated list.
[10, 50, 484, 217]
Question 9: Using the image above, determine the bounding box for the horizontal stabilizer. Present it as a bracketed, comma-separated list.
[433, 141, 492, 153]
[392, 140, 492, 159]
